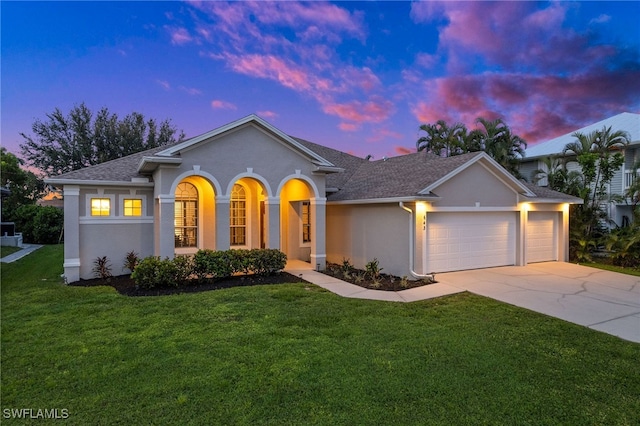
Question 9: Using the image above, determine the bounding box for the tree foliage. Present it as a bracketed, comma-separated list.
[0, 147, 45, 219]
[19, 103, 185, 176]
[416, 117, 527, 177]
[538, 126, 633, 263]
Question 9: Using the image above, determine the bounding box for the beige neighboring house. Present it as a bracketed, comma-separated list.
[46, 115, 581, 283]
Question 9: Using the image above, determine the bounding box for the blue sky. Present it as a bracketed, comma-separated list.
[2, 1, 639, 166]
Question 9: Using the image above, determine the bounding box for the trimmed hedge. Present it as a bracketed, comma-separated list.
[132, 249, 287, 289]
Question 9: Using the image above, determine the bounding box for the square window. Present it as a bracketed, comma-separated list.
[123, 199, 142, 216]
[91, 198, 111, 216]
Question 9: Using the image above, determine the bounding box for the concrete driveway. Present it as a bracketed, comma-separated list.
[436, 262, 640, 343]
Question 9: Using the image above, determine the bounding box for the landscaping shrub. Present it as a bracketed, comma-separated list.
[123, 251, 140, 273]
[92, 256, 113, 280]
[132, 256, 183, 289]
[135, 249, 287, 288]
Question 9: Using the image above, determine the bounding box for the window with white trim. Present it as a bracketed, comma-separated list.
[302, 201, 311, 243]
[91, 198, 111, 216]
[230, 184, 246, 246]
[174, 182, 198, 248]
[123, 199, 143, 217]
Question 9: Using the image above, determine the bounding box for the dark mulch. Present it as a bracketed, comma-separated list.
[322, 262, 436, 292]
[71, 272, 309, 297]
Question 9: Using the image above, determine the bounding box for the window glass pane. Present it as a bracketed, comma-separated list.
[302, 201, 311, 243]
[174, 182, 198, 247]
[230, 184, 246, 246]
[123, 199, 142, 216]
[91, 198, 110, 216]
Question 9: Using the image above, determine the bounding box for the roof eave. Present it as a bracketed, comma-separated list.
[328, 195, 441, 205]
[137, 156, 183, 174]
[44, 178, 155, 188]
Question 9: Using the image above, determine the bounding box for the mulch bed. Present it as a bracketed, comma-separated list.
[71, 272, 308, 297]
[322, 262, 436, 292]
[72, 265, 437, 297]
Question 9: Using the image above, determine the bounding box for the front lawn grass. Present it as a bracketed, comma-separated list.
[581, 261, 640, 276]
[2, 245, 639, 425]
[0, 246, 21, 258]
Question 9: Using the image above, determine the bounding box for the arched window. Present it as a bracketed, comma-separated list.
[230, 184, 246, 246]
[175, 182, 198, 248]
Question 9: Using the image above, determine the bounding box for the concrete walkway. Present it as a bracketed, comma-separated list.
[0, 244, 44, 263]
[285, 260, 640, 343]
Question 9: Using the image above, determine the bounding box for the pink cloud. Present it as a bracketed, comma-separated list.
[257, 110, 278, 119]
[339, 122, 359, 132]
[323, 97, 394, 124]
[166, 26, 194, 45]
[411, 66, 640, 145]
[226, 54, 317, 92]
[394, 146, 413, 155]
[211, 100, 237, 110]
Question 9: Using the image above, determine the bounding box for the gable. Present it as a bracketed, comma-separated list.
[429, 161, 519, 207]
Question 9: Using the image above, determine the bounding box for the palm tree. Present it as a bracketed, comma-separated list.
[563, 125, 631, 248]
[474, 117, 527, 177]
[416, 120, 467, 157]
[532, 156, 567, 191]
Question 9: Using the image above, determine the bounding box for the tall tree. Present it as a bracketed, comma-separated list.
[474, 117, 527, 178]
[19, 103, 186, 176]
[416, 117, 526, 178]
[0, 147, 45, 219]
[416, 120, 468, 157]
[564, 126, 630, 212]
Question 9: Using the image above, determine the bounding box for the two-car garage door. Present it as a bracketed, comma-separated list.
[426, 211, 559, 272]
[426, 212, 516, 272]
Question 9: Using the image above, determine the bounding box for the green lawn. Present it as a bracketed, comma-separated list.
[582, 261, 640, 277]
[2, 246, 639, 425]
[0, 246, 21, 258]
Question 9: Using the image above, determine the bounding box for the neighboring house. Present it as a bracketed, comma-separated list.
[46, 115, 581, 283]
[520, 112, 640, 227]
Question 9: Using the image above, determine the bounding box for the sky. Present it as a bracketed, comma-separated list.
[2, 1, 640, 165]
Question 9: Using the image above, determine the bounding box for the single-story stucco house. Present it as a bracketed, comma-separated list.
[46, 115, 582, 283]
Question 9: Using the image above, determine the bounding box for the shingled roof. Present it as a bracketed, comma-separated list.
[46, 123, 580, 203]
[46, 144, 175, 183]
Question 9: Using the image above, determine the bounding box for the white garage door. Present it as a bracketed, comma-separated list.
[527, 212, 557, 263]
[426, 212, 516, 272]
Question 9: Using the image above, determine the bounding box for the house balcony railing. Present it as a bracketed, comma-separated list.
[624, 170, 639, 189]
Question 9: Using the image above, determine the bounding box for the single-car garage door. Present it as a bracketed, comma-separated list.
[527, 211, 558, 263]
[426, 212, 516, 272]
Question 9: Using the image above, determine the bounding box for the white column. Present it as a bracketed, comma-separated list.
[517, 207, 528, 266]
[215, 196, 230, 251]
[157, 194, 175, 259]
[560, 204, 570, 261]
[266, 197, 280, 249]
[310, 197, 326, 270]
[62, 185, 80, 283]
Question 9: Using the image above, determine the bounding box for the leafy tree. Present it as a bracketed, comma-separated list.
[473, 117, 527, 178]
[19, 103, 185, 176]
[416, 120, 469, 157]
[0, 147, 45, 220]
[562, 126, 631, 261]
[564, 126, 629, 217]
[416, 117, 526, 178]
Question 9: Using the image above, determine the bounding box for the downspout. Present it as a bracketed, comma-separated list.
[399, 202, 435, 280]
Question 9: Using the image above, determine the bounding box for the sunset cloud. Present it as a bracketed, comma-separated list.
[211, 100, 237, 110]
